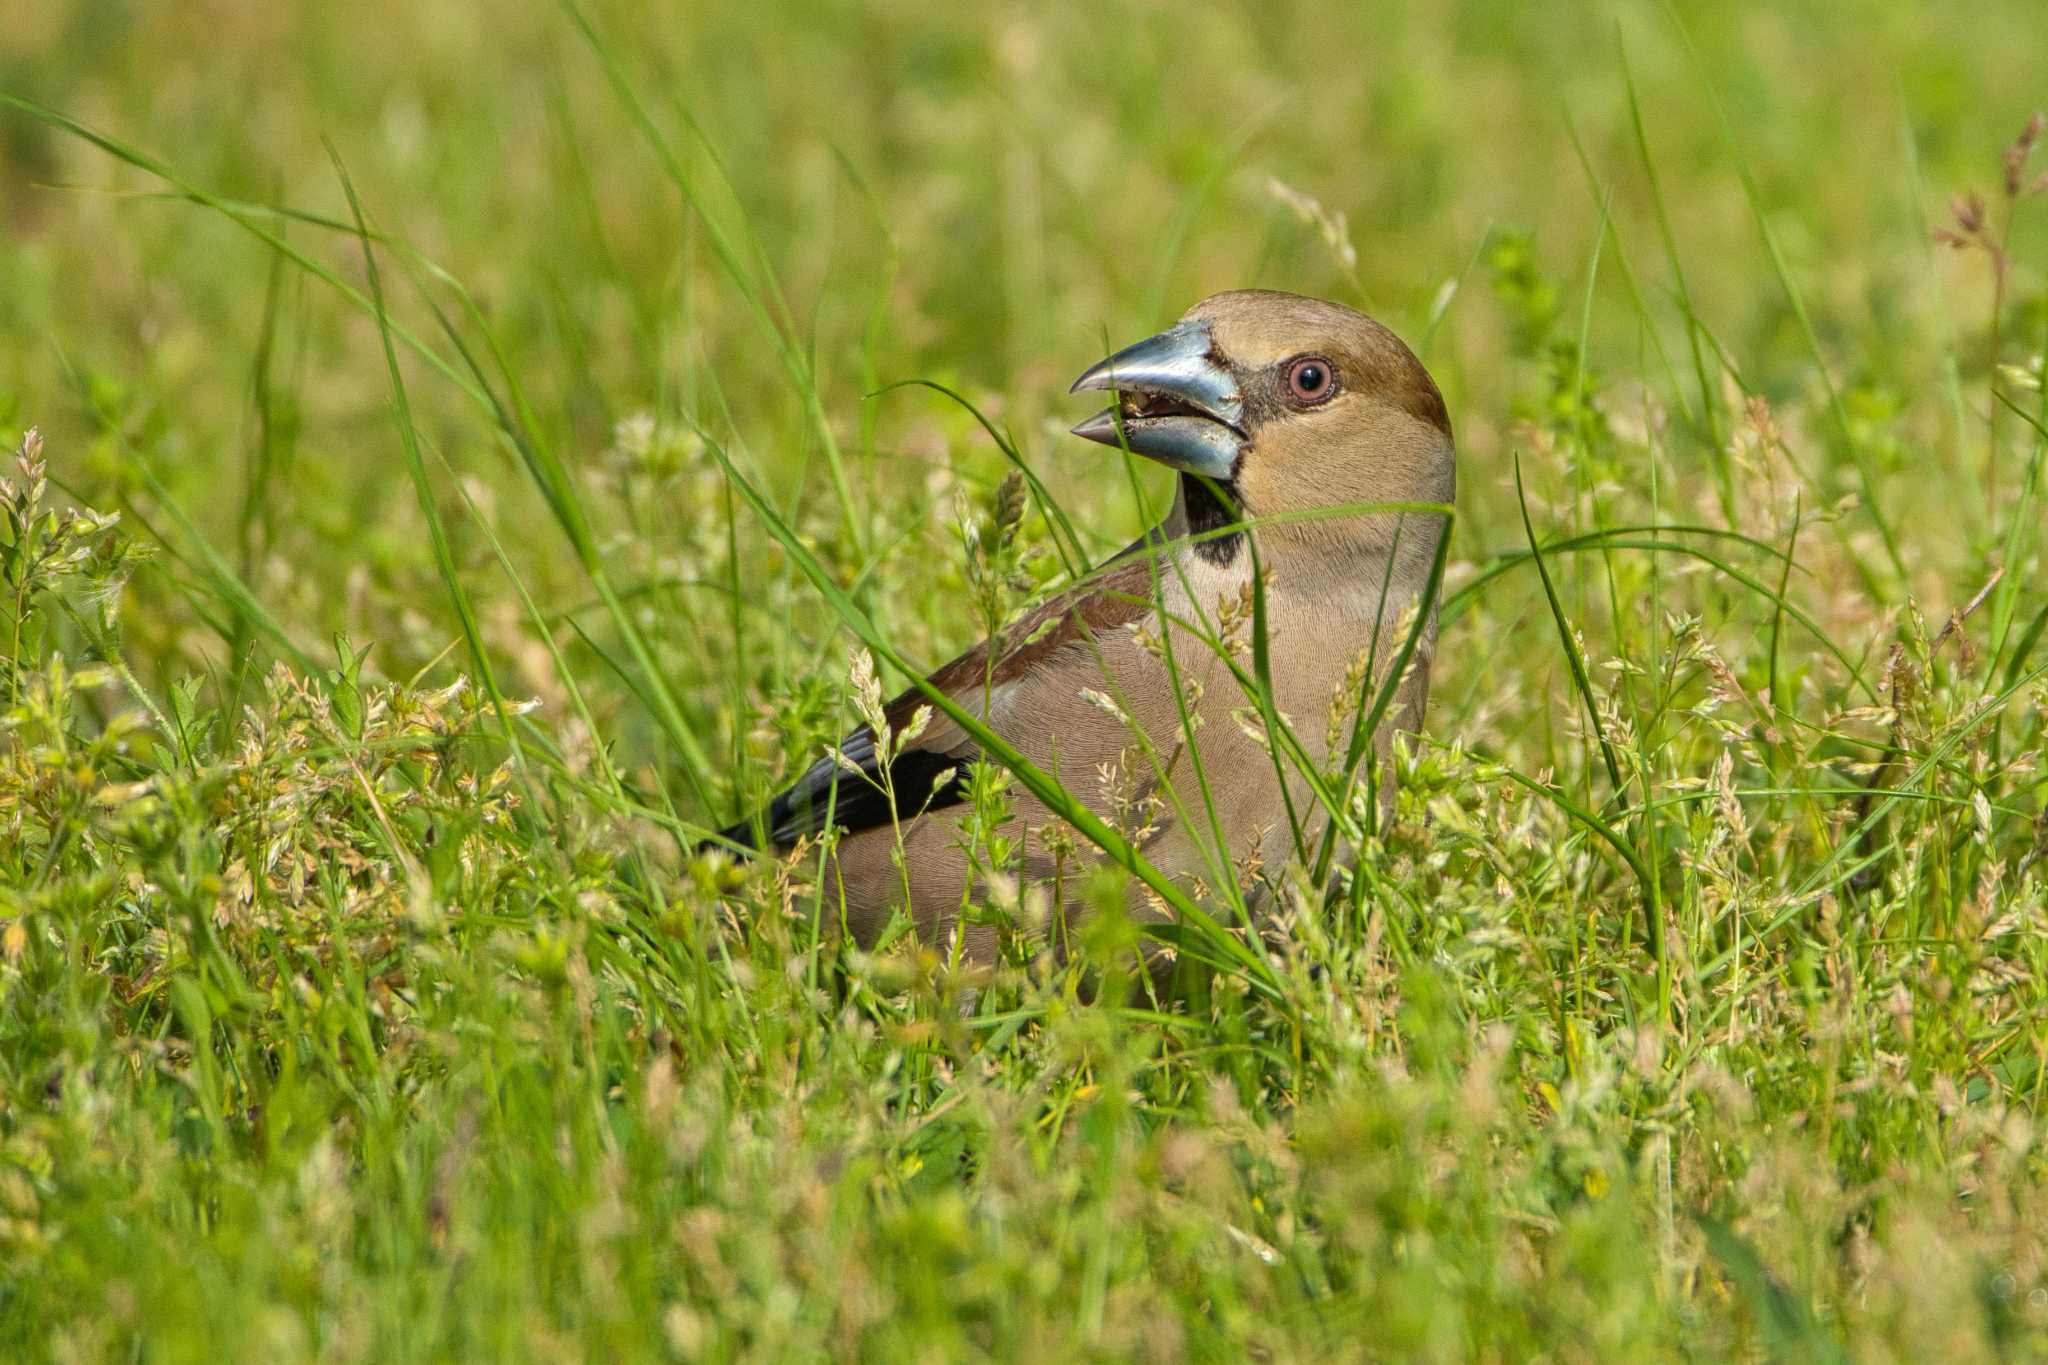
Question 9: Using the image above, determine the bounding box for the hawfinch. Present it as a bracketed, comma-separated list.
[725, 290, 1454, 960]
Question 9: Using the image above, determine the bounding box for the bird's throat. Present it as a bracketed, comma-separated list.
[1181, 473, 1242, 567]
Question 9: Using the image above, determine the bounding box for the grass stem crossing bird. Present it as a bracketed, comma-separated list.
[722, 290, 1455, 960]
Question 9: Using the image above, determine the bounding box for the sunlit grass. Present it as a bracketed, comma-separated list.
[3, 1, 2048, 1358]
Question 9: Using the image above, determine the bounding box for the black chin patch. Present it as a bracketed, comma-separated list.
[1182, 473, 1242, 566]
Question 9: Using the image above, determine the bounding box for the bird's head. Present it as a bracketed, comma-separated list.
[1070, 289, 1454, 559]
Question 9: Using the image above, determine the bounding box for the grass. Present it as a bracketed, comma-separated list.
[3, 0, 2048, 1358]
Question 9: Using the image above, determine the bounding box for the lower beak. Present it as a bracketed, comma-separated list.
[1068, 320, 1246, 481]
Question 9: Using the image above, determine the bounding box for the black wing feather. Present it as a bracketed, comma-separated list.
[719, 732, 976, 850]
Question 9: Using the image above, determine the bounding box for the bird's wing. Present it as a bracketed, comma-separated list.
[724, 556, 1160, 850]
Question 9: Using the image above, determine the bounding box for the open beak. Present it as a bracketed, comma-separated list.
[1068, 319, 1245, 481]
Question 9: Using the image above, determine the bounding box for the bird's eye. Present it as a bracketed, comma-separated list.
[1284, 355, 1337, 405]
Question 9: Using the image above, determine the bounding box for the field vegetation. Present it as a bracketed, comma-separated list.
[3, 1, 2048, 1357]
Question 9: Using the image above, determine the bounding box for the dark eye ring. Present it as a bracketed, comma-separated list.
[1284, 355, 1337, 405]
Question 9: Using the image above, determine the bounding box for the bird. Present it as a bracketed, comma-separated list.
[720, 289, 1455, 963]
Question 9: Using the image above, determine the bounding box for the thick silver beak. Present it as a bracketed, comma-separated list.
[1068, 319, 1245, 481]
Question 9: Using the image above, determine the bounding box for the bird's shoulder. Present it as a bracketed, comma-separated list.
[725, 554, 1165, 850]
[879, 552, 1163, 732]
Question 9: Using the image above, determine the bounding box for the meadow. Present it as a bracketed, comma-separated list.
[3, 0, 2048, 1358]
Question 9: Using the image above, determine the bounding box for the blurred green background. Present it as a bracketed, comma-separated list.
[4, 0, 2043, 782]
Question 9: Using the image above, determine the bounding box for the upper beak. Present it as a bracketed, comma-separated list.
[1068, 319, 1245, 481]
